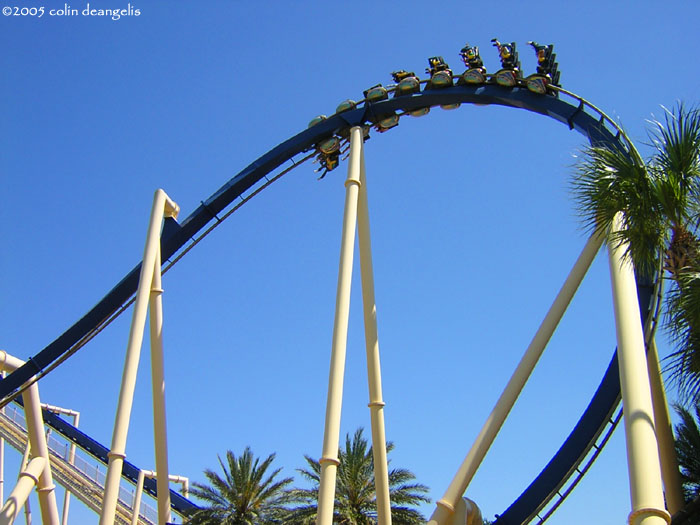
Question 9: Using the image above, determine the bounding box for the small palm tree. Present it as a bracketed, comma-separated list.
[675, 402, 700, 501]
[287, 428, 430, 524]
[187, 447, 295, 524]
[571, 103, 700, 401]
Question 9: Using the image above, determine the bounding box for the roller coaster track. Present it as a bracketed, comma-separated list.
[526, 255, 665, 525]
[1, 71, 657, 523]
[0, 406, 150, 524]
[9, 398, 198, 519]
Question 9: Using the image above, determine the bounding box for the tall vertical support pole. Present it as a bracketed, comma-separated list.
[22, 385, 59, 525]
[0, 372, 4, 505]
[607, 213, 670, 525]
[100, 189, 179, 525]
[18, 443, 31, 525]
[357, 147, 392, 525]
[317, 126, 364, 525]
[131, 470, 187, 525]
[646, 339, 683, 514]
[0, 352, 59, 525]
[0, 431, 3, 506]
[149, 247, 172, 524]
[130, 470, 146, 525]
[61, 411, 79, 525]
[428, 232, 604, 525]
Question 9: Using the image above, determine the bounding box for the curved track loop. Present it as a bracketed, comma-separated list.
[1, 82, 651, 523]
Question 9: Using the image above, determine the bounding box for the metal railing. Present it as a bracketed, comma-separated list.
[1, 404, 166, 524]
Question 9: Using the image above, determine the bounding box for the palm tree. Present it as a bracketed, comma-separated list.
[674, 402, 700, 501]
[665, 269, 700, 402]
[187, 447, 296, 524]
[286, 428, 430, 524]
[571, 103, 700, 401]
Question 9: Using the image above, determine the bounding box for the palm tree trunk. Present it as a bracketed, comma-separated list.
[665, 225, 700, 279]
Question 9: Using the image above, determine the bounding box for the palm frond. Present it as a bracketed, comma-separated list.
[286, 428, 429, 524]
[571, 144, 664, 278]
[649, 104, 700, 222]
[188, 447, 296, 525]
[665, 270, 700, 404]
[674, 402, 700, 500]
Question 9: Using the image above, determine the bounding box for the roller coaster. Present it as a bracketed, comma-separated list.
[1, 41, 678, 525]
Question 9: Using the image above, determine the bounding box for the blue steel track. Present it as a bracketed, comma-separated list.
[1, 83, 649, 524]
[13, 398, 197, 516]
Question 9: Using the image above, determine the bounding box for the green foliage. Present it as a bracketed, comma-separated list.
[666, 271, 700, 402]
[647, 103, 700, 228]
[571, 103, 700, 403]
[571, 142, 662, 280]
[674, 402, 700, 501]
[657, 105, 700, 404]
[286, 428, 430, 524]
[187, 447, 296, 525]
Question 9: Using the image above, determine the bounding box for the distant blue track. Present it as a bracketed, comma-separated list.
[2, 83, 639, 524]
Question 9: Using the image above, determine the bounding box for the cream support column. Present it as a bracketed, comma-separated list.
[0, 432, 3, 506]
[443, 498, 484, 525]
[59, 410, 79, 525]
[131, 469, 189, 525]
[0, 457, 46, 525]
[21, 384, 59, 524]
[130, 470, 146, 525]
[149, 247, 172, 524]
[357, 144, 392, 525]
[40, 405, 80, 525]
[0, 352, 59, 525]
[646, 339, 683, 514]
[451, 498, 467, 525]
[607, 213, 670, 525]
[100, 189, 179, 525]
[18, 443, 30, 525]
[428, 231, 604, 525]
[0, 372, 4, 505]
[317, 126, 363, 525]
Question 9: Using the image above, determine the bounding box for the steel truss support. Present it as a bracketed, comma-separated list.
[607, 214, 670, 525]
[428, 230, 605, 525]
[317, 126, 392, 525]
[100, 189, 179, 525]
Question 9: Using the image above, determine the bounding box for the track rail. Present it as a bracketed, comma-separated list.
[2, 79, 651, 524]
[12, 398, 198, 518]
[520, 253, 665, 524]
[0, 409, 149, 524]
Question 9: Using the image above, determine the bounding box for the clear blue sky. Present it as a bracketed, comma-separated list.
[2, 1, 699, 523]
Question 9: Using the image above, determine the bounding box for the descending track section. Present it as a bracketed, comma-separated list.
[1, 79, 644, 524]
[493, 280, 653, 524]
[0, 407, 149, 524]
[12, 398, 198, 518]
